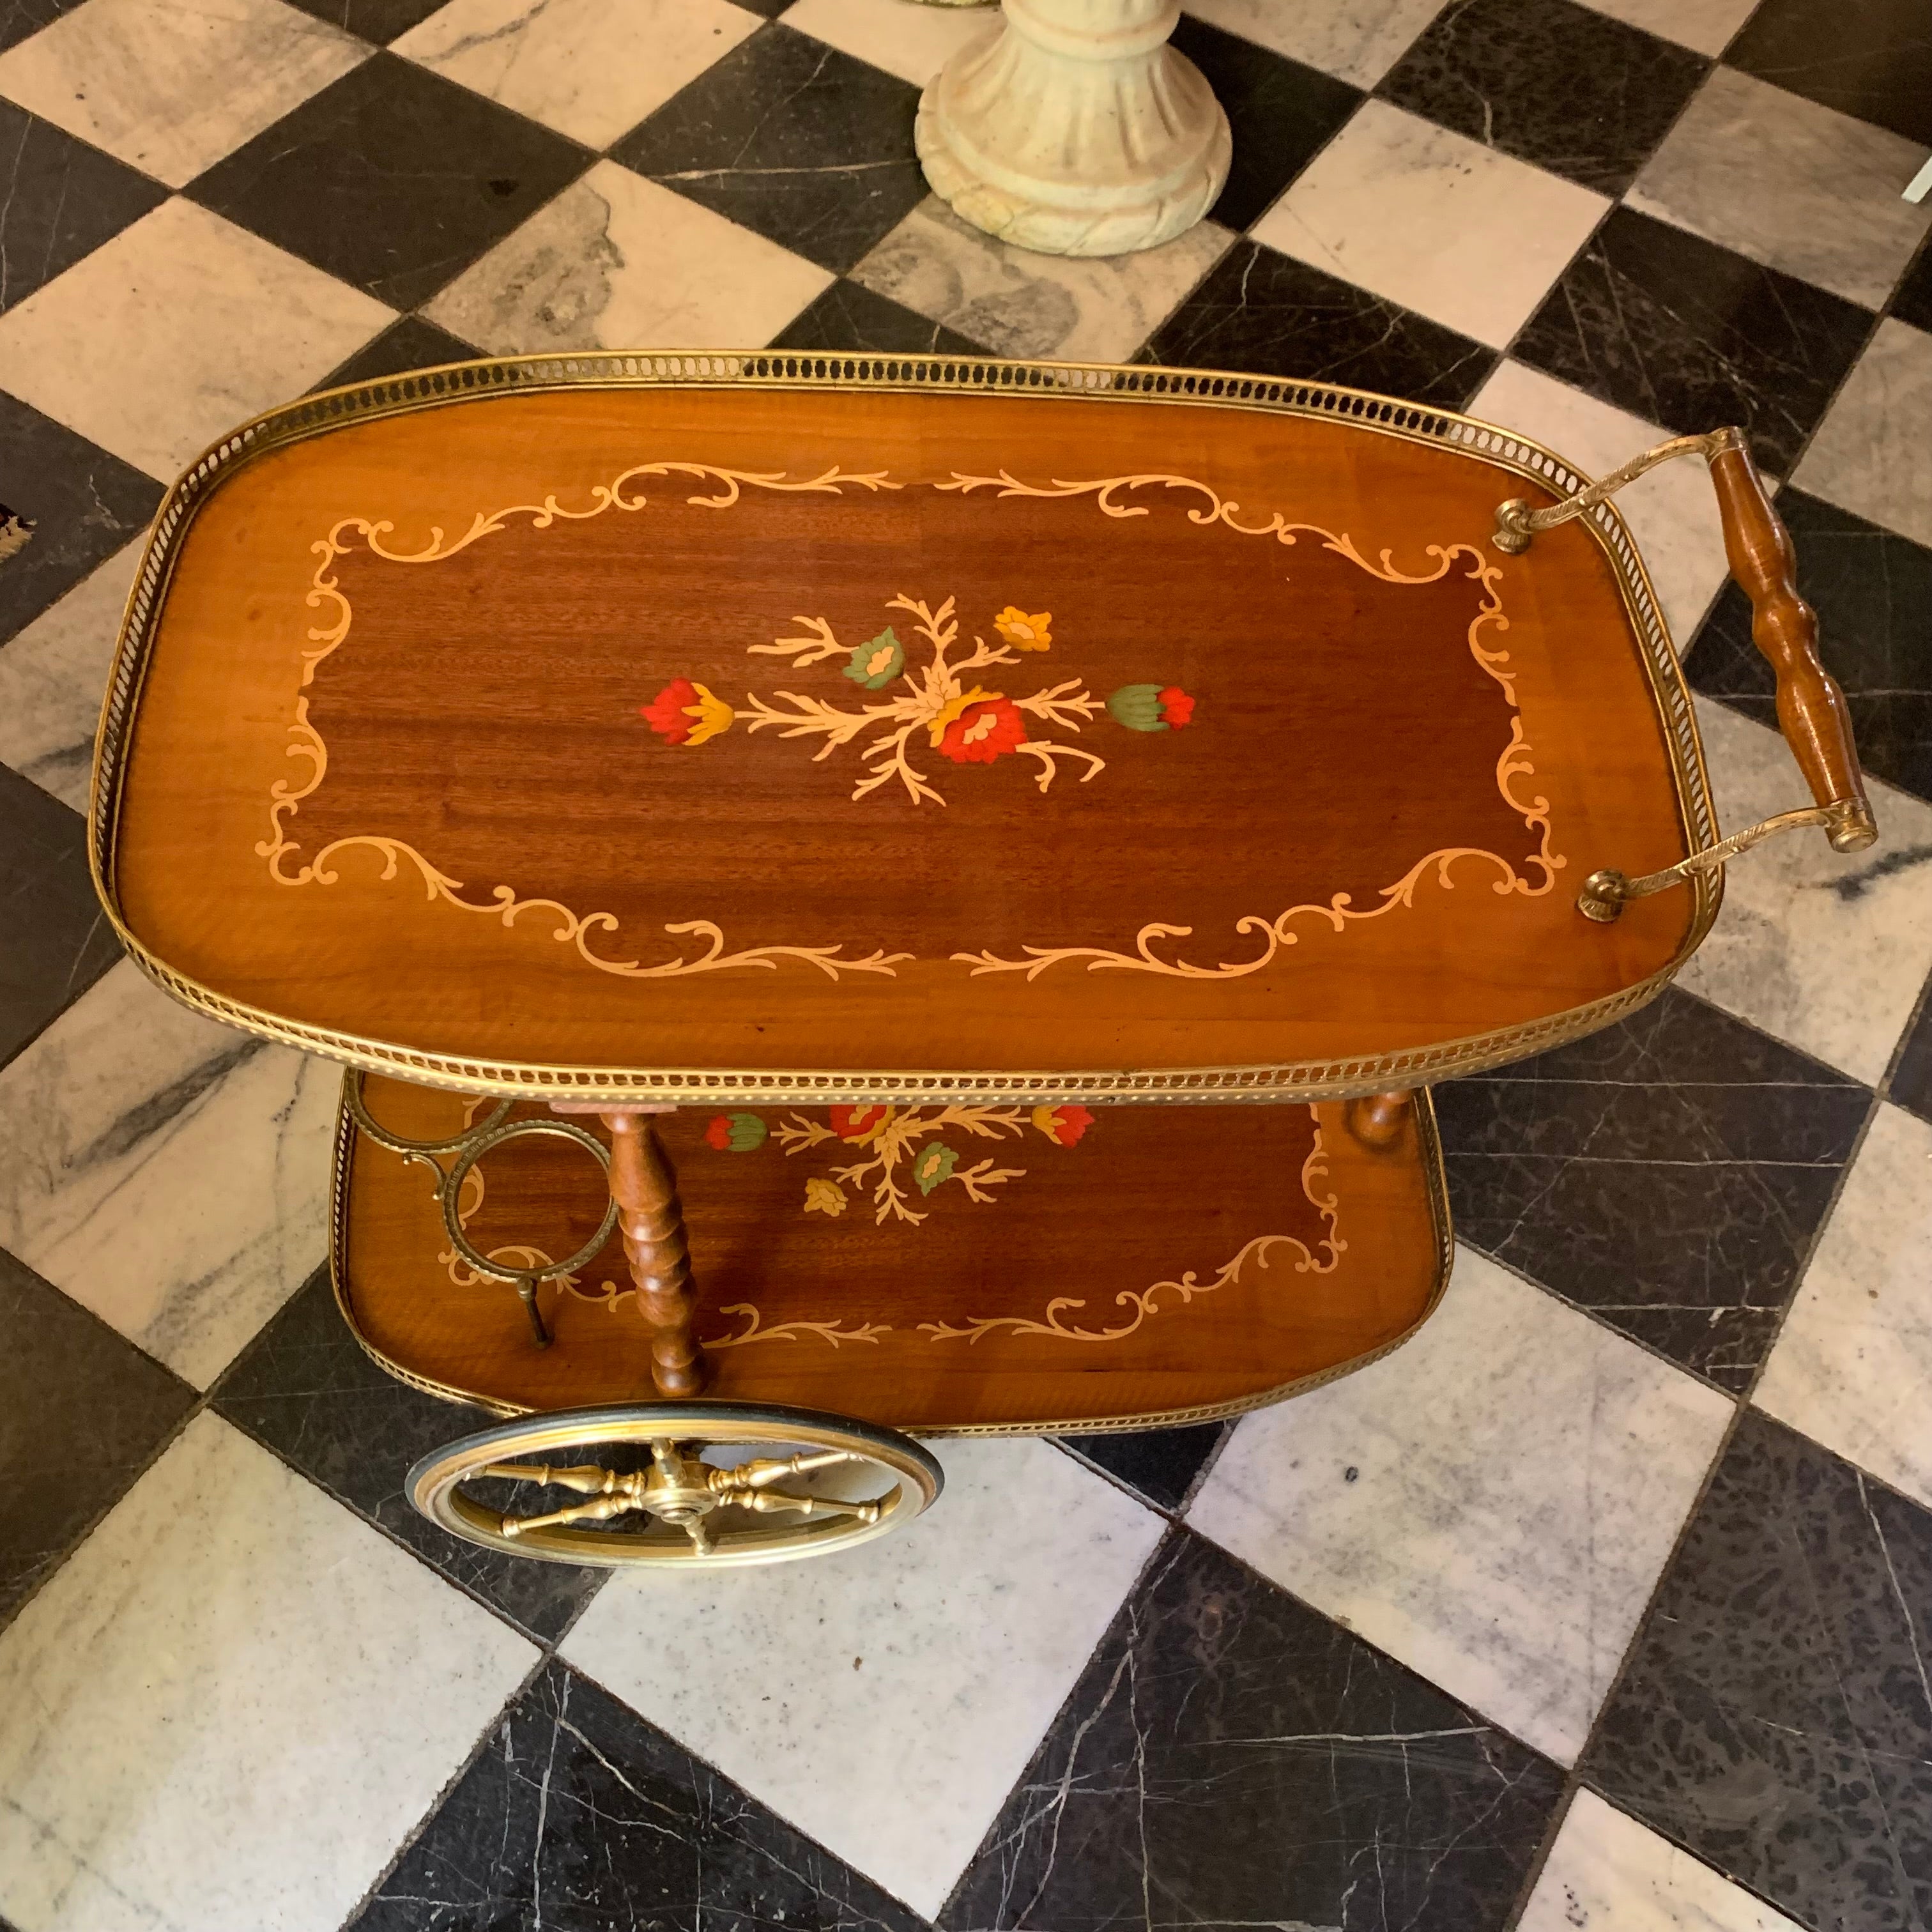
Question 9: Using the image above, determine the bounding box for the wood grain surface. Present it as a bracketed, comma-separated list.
[108, 381, 1702, 1089]
[335, 1076, 1450, 1431]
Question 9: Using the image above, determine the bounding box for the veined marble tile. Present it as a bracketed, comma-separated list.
[781, 0, 996, 88]
[1472, 358, 1733, 646]
[943, 1528, 1565, 1930]
[353, 1659, 923, 1931]
[1793, 317, 1932, 551]
[562, 1436, 1163, 1917]
[1629, 68, 1931, 310]
[1520, 1789, 1808, 1931]
[393, 0, 757, 150]
[0, 539, 139, 810]
[1756, 1102, 1932, 1508]
[851, 194, 1229, 364]
[1252, 99, 1608, 350]
[1582, 1409, 1932, 1930]
[0, 960, 337, 1386]
[1188, 1245, 1732, 1765]
[0, 197, 392, 482]
[1678, 698, 1932, 1085]
[0, 0, 369, 188]
[1181, 0, 1440, 85]
[1573, 0, 1756, 56]
[0, 1412, 534, 1932]
[424, 160, 830, 354]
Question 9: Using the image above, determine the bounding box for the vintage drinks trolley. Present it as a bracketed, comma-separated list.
[91, 353, 1876, 1567]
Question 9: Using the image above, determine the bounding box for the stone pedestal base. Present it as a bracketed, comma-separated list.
[916, 0, 1231, 259]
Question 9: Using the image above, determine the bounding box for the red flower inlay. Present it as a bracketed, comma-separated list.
[642, 678, 698, 745]
[703, 1115, 733, 1150]
[1158, 687, 1194, 728]
[830, 1103, 894, 1143]
[1042, 1105, 1094, 1147]
[937, 695, 1027, 765]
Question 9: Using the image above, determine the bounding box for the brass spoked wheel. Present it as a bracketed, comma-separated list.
[408, 1402, 943, 1568]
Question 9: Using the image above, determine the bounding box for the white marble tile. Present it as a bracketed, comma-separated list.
[780, 0, 996, 87]
[424, 160, 831, 355]
[562, 1436, 1162, 1916]
[0, 0, 368, 189]
[0, 1411, 534, 1932]
[1188, 1246, 1731, 1765]
[1471, 359, 1733, 647]
[1252, 100, 1609, 351]
[1678, 698, 1932, 1086]
[1519, 1789, 1808, 1932]
[1793, 318, 1932, 551]
[0, 199, 392, 483]
[1181, 0, 1439, 85]
[394, 0, 757, 150]
[0, 960, 337, 1386]
[1756, 1103, 1932, 1508]
[1572, 0, 1756, 56]
[0, 541, 141, 812]
[1629, 69, 1932, 310]
[852, 194, 1230, 362]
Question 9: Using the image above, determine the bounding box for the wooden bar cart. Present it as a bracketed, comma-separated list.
[91, 352, 1874, 1567]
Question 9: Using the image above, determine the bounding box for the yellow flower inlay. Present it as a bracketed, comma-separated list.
[804, 1176, 848, 1216]
[993, 606, 1051, 652]
[681, 682, 735, 747]
[925, 685, 1002, 748]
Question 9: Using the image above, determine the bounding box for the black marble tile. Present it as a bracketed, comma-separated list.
[1888, 978, 1932, 1125]
[0, 1246, 193, 1626]
[1889, 237, 1932, 335]
[940, 1529, 1563, 1931]
[1512, 206, 1874, 474]
[0, 389, 161, 646]
[213, 1269, 604, 1644]
[187, 54, 592, 312]
[0, 763, 121, 1070]
[1584, 1410, 1932, 1930]
[351, 1656, 926, 1931]
[1143, 238, 1496, 406]
[1435, 986, 1871, 1391]
[1377, 0, 1706, 195]
[1686, 487, 1932, 806]
[279, 0, 450, 45]
[318, 314, 482, 390]
[609, 26, 926, 275]
[1169, 15, 1362, 229]
[0, 103, 167, 316]
[1056, 1422, 1228, 1512]
[1726, 0, 1932, 146]
[770, 277, 990, 355]
[0, 0, 80, 52]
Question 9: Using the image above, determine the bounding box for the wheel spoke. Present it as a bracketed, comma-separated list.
[500, 1490, 643, 1537]
[483, 1460, 622, 1495]
[730, 1487, 883, 1523]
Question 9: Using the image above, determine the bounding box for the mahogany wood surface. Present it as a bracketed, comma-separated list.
[1707, 442, 1876, 851]
[109, 379, 1704, 1091]
[337, 1077, 1449, 1430]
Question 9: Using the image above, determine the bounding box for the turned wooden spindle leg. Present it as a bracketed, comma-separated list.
[552, 1102, 708, 1396]
[1347, 1090, 1411, 1151]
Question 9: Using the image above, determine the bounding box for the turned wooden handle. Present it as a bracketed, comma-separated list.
[1706, 441, 1877, 852]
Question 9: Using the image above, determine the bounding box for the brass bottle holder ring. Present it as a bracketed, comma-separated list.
[343, 1071, 620, 1346]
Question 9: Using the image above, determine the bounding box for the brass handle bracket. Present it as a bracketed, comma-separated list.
[1577, 798, 1872, 922]
[1492, 427, 1744, 554]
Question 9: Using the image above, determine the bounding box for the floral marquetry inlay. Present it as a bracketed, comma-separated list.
[641, 593, 1193, 807]
[263, 452, 1555, 992]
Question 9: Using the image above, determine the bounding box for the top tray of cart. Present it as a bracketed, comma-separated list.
[92, 351, 1875, 1106]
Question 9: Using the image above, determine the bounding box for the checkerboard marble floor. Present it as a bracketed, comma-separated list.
[3, 0, 1931, 1924]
